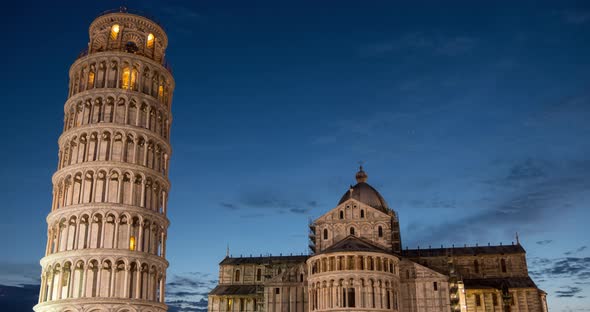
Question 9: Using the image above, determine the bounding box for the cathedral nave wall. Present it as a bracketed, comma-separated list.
[407, 252, 528, 279]
[465, 288, 545, 312]
[400, 260, 451, 312]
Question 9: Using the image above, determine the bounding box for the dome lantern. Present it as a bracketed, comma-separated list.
[356, 165, 368, 183]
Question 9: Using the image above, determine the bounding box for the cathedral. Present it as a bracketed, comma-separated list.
[208, 167, 549, 312]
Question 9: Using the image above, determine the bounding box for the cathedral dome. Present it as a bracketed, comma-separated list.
[338, 166, 390, 213]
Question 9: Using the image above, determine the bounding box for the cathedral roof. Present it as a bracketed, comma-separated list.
[338, 166, 390, 213]
[319, 235, 391, 254]
[209, 285, 259, 296]
[402, 244, 526, 257]
[463, 277, 538, 289]
[220, 255, 308, 265]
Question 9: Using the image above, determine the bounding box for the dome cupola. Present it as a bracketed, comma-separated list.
[338, 166, 390, 213]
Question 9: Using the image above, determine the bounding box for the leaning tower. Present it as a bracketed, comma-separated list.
[34, 8, 174, 312]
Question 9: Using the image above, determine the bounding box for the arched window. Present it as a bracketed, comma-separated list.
[87, 70, 95, 89]
[147, 33, 155, 48]
[121, 67, 138, 90]
[350, 227, 355, 235]
[501, 259, 507, 273]
[339, 211, 344, 219]
[474, 259, 480, 273]
[360, 210, 364, 218]
[256, 268, 261, 281]
[129, 236, 136, 251]
[122, 67, 131, 89]
[378, 226, 383, 237]
[234, 269, 240, 282]
[323, 229, 328, 240]
[158, 84, 164, 99]
[110, 24, 120, 40]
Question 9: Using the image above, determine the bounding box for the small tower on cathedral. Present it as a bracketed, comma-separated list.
[34, 7, 174, 312]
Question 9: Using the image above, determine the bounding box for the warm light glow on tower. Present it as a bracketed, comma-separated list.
[35, 8, 174, 312]
[110, 24, 120, 39]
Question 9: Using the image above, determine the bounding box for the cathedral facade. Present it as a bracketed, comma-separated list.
[208, 168, 548, 312]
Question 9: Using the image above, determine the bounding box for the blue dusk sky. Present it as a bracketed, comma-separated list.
[0, 1, 589, 311]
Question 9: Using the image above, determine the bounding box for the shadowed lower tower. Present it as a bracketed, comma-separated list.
[34, 8, 174, 312]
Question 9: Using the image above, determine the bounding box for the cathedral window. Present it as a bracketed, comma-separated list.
[474, 260, 480, 273]
[360, 209, 364, 218]
[275, 288, 280, 294]
[110, 24, 120, 40]
[339, 211, 344, 219]
[256, 268, 261, 281]
[323, 229, 328, 240]
[378, 226, 383, 237]
[253, 299, 258, 311]
[433, 282, 438, 291]
[350, 227, 355, 235]
[239, 298, 244, 312]
[501, 259, 507, 273]
[234, 269, 240, 282]
[475, 294, 481, 306]
[492, 294, 498, 306]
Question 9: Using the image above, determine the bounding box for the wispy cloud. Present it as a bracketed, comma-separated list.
[530, 256, 590, 282]
[561, 10, 590, 25]
[565, 246, 588, 256]
[406, 157, 590, 245]
[536, 240, 553, 245]
[359, 32, 477, 57]
[166, 272, 217, 312]
[556, 286, 583, 298]
[220, 190, 317, 216]
[0, 263, 40, 287]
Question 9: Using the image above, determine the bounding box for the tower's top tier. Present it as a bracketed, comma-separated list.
[87, 8, 168, 63]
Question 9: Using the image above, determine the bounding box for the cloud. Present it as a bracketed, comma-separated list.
[529, 256, 590, 284]
[219, 191, 317, 216]
[556, 286, 582, 298]
[406, 157, 590, 245]
[359, 32, 477, 57]
[168, 298, 209, 312]
[0, 284, 39, 311]
[561, 10, 590, 25]
[220, 202, 239, 210]
[166, 272, 217, 312]
[536, 240, 553, 245]
[505, 158, 546, 182]
[0, 263, 40, 287]
[565, 246, 588, 256]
